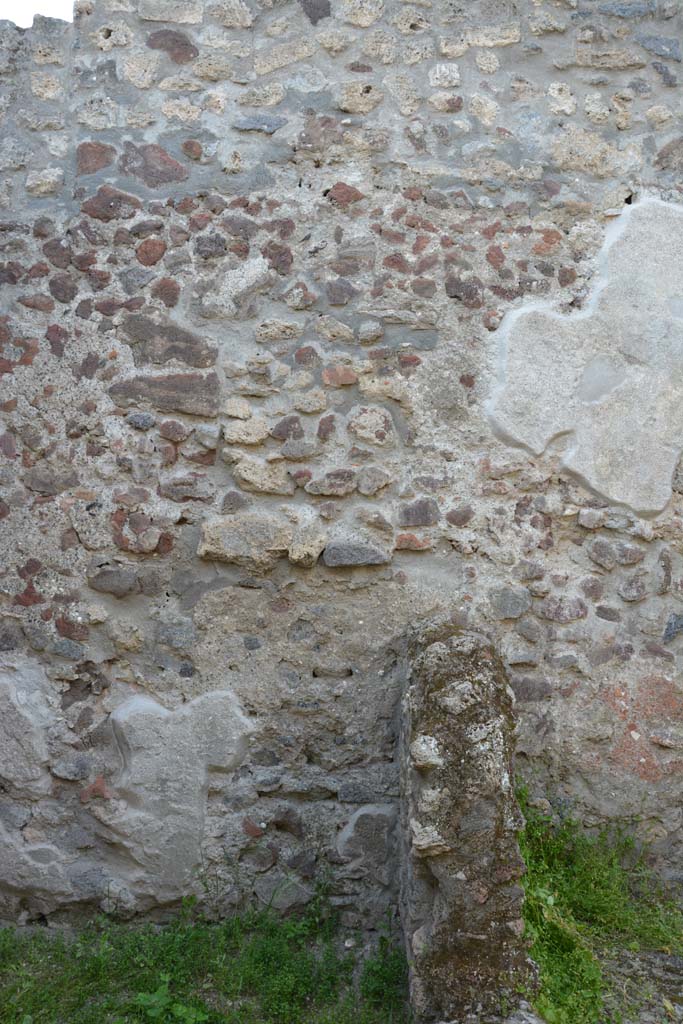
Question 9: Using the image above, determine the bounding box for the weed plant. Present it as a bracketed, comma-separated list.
[519, 788, 683, 1024]
[0, 895, 408, 1024]
[4, 797, 680, 1024]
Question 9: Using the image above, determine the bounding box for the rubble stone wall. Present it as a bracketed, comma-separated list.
[2, 0, 683, 938]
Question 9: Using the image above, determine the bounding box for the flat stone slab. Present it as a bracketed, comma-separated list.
[488, 199, 683, 515]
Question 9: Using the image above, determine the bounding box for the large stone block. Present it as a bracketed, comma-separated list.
[109, 372, 220, 416]
[198, 512, 293, 572]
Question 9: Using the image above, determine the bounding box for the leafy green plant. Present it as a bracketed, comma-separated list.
[518, 788, 683, 1024]
[359, 933, 407, 1013]
[0, 894, 409, 1024]
[134, 974, 208, 1022]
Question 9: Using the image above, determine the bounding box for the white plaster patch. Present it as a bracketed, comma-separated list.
[487, 199, 683, 515]
[99, 691, 252, 903]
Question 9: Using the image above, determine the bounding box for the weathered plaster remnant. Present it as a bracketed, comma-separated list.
[400, 623, 533, 1022]
[100, 691, 252, 906]
[0, 657, 58, 799]
[489, 200, 683, 515]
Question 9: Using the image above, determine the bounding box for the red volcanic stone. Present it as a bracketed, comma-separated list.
[95, 297, 144, 315]
[75, 352, 103, 380]
[322, 365, 357, 386]
[136, 238, 167, 266]
[87, 268, 111, 290]
[306, 468, 357, 496]
[26, 262, 48, 280]
[395, 533, 433, 551]
[19, 293, 54, 312]
[265, 217, 295, 239]
[33, 217, 54, 239]
[147, 28, 198, 64]
[189, 212, 212, 233]
[222, 213, 259, 239]
[384, 252, 411, 274]
[42, 238, 71, 269]
[539, 595, 588, 623]
[398, 498, 440, 528]
[291, 468, 312, 487]
[533, 229, 562, 256]
[284, 280, 316, 308]
[80, 776, 113, 803]
[0, 261, 23, 284]
[46, 324, 67, 356]
[49, 274, 78, 304]
[18, 558, 42, 578]
[445, 275, 484, 308]
[120, 314, 216, 368]
[294, 345, 319, 365]
[24, 462, 79, 495]
[327, 278, 357, 306]
[82, 185, 142, 222]
[411, 277, 436, 297]
[130, 219, 164, 239]
[446, 503, 474, 527]
[77, 141, 116, 176]
[152, 277, 180, 307]
[327, 181, 365, 208]
[483, 310, 502, 332]
[270, 415, 304, 440]
[56, 615, 89, 641]
[487, 244, 505, 269]
[73, 252, 97, 271]
[60, 527, 79, 550]
[14, 582, 44, 607]
[558, 266, 577, 287]
[0, 432, 16, 458]
[109, 371, 220, 416]
[372, 224, 406, 244]
[261, 239, 293, 275]
[159, 419, 189, 442]
[119, 142, 189, 188]
[182, 139, 203, 160]
[242, 817, 265, 838]
[176, 197, 198, 216]
[317, 414, 335, 441]
[156, 532, 174, 555]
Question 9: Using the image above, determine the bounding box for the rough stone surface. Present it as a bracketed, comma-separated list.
[198, 513, 293, 572]
[2, 7, 683, 1020]
[400, 624, 532, 1022]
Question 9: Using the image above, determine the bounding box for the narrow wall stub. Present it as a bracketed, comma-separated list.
[400, 623, 533, 1022]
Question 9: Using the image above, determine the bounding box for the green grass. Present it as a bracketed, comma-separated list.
[0, 896, 409, 1024]
[519, 789, 683, 1024]
[6, 799, 681, 1024]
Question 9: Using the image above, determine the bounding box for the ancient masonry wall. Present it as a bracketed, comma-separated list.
[2, 0, 683, 944]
